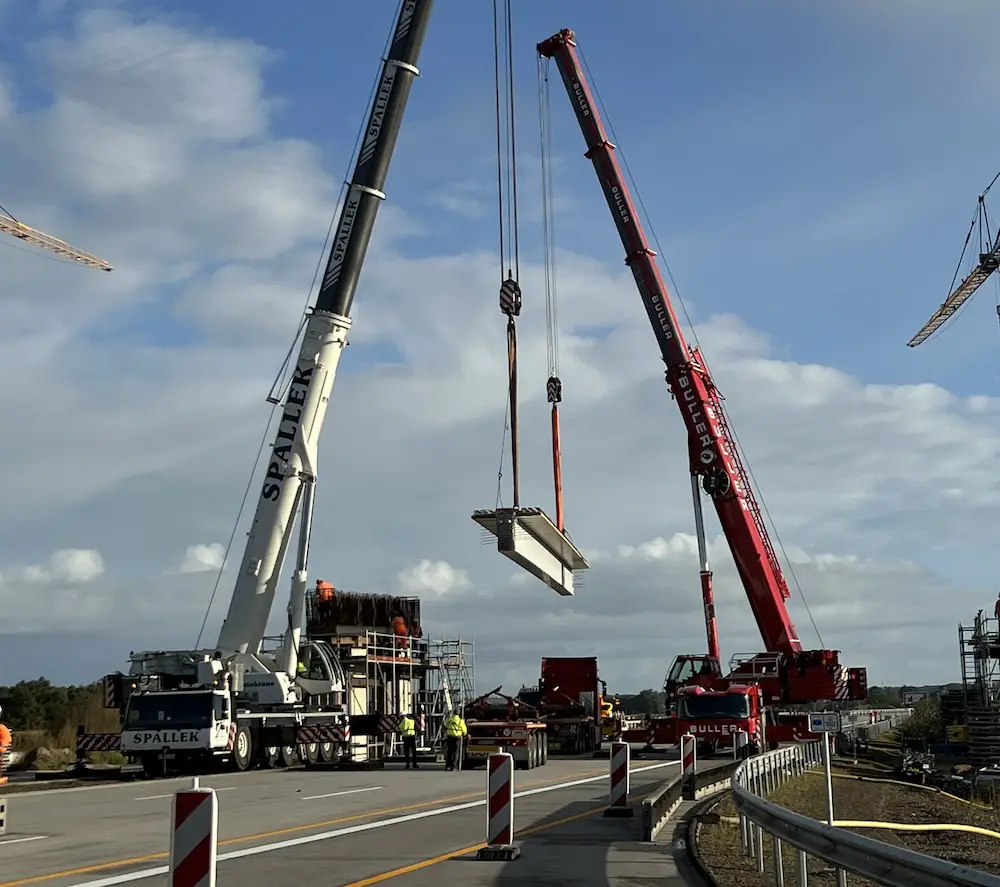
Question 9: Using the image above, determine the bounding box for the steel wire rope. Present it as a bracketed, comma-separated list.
[578, 47, 824, 647]
[194, 1, 405, 647]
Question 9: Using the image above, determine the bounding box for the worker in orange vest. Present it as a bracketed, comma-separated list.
[0, 705, 11, 787]
[391, 612, 409, 654]
[315, 580, 335, 622]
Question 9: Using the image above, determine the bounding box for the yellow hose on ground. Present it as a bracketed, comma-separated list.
[832, 821, 1000, 839]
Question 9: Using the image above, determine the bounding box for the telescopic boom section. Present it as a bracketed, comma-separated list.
[215, 0, 433, 656]
[536, 29, 801, 655]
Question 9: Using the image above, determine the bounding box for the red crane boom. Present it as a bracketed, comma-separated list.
[537, 29, 866, 704]
[537, 29, 797, 653]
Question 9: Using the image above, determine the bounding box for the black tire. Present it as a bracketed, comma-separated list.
[530, 733, 539, 769]
[540, 732, 548, 765]
[319, 741, 336, 763]
[264, 745, 280, 768]
[302, 743, 320, 765]
[280, 745, 297, 768]
[140, 752, 165, 779]
[231, 725, 253, 772]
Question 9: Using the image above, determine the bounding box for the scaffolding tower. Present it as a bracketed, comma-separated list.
[959, 611, 1000, 765]
[305, 591, 475, 763]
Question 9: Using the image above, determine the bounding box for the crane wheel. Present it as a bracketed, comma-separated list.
[230, 726, 253, 772]
[264, 746, 281, 768]
[540, 732, 548, 765]
[318, 741, 336, 763]
[280, 745, 297, 768]
[302, 743, 320, 765]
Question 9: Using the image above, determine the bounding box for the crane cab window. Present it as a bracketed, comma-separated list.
[212, 695, 229, 723]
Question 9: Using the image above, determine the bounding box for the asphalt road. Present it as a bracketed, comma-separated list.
[0, 750, 736, 887]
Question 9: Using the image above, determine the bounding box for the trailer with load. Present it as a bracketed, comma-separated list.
[516, 656, 605, 754]
[463, 688, 548, 770]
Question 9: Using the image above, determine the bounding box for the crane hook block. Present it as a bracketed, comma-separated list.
[471, 506, 589, 596]
[499, 276, 522, 317]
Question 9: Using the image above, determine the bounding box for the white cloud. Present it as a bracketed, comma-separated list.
[0, 4, 993, 694]
[179, 543, 226, 575]
[6, 548, 106, 585]
[397, 560, 472, 598]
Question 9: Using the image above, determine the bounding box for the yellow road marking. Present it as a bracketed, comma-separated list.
[338, 806, 607, 887]
[0, 765, 611, 887]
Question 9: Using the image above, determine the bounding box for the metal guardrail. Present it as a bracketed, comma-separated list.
[642, 757, 748, 841]
[731, 732, 1000, 886]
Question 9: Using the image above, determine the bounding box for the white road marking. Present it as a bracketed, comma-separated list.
[0, 835, 48, 846]
[66, 760, 680, 886]
[134, 786, 238, 801]
[301, 786, 382, 801]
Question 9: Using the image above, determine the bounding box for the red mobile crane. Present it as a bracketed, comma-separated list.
[536, 30, 867, 747]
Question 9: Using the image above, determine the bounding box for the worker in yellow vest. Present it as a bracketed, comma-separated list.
[443, 710, 467, 771]
[400, 712, 418, 770]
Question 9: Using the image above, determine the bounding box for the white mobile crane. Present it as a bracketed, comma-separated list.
[102, 0, 435, 777]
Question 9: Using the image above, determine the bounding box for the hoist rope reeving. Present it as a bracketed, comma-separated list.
[492, 0, 522, 510]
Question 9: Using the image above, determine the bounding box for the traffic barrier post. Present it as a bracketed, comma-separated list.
[0, 796, 7, 837]
[477, 752, 520, 862]
[680, 732, 697, 798]
[169, 776, 218, 887]
[733, 729, 748, 760]
[604, 740, 634, 818]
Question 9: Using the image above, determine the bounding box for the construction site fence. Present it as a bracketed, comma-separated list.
[729, 716, 1000, 887]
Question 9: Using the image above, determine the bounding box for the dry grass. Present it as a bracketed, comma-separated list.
[10, 694, 124, 767]
[698, 763, 1000, 887]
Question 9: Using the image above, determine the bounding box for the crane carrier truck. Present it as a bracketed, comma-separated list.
[537, 29, 868, 756]
[94, 0, 436, 777]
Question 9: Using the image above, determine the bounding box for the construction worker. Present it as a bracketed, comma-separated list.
[443, 709, 467, 771]
[0, 705, 11, 787]
[315, 580, 335, 623]
[391, 611, 409, 655]
[400, 711, 418, 770]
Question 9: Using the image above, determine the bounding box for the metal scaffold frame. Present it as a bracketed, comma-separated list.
[959, 611, 1000, 765]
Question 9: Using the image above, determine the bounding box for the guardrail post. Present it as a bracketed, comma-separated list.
[772, 834, 784, 887]
[680, 732, 697, 799]
[604, 741, 634, 818]
[170, 777, 218, 887]
[477, 752, 520, 862]
[797, 848, 808, 885]
[0, 796, 7, 837]
[755, 822, 765, 873]
[739, 809, 749, 854]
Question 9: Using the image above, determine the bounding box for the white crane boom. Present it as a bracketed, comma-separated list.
[215, 0, 434, 657]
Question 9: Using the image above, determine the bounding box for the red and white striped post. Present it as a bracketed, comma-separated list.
[169, 777, 218, 887]
[603, 741, 634, 818]
[680, 732, 697, 797]
[476, 752, 520, 861]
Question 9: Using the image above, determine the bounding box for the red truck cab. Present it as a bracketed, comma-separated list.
[675, 683, 764, 756]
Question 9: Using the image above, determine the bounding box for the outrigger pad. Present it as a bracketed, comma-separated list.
[471, 506, 589, 597]
[477, 845, 521, 862]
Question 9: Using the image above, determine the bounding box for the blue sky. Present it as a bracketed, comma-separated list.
[4, 0, 997, 384]
[2, 0, 1000, 688]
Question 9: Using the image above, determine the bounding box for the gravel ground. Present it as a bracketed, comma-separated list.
[697, 764, 1000, 886]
